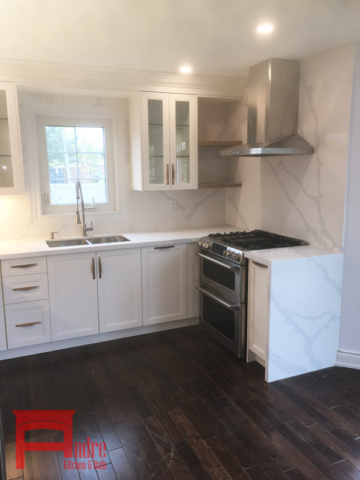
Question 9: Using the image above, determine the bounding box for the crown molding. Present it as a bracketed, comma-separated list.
[0, 58, 247, 98]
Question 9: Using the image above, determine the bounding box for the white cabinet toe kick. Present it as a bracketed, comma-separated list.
[0, 243, 200, 359]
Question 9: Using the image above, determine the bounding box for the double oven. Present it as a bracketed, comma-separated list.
[196, 250, 247, 357]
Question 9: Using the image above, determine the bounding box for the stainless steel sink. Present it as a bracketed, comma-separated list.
[87, 235, 129, 244]
[46, 238, 91, 248]
[46, 235, 130, 248]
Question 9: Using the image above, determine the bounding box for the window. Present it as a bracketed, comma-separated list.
[37, 116, 116, 215]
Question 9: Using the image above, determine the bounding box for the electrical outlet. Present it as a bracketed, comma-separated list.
[171, 201, 178, 211]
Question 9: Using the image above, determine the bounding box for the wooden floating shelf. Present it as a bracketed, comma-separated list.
[198, 183, 242, 189]
[198, 141, 242, 147]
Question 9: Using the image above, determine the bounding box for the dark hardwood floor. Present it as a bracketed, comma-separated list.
[1, 325, 360, 480]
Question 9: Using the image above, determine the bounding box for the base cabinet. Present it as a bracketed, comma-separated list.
[98, 249, 142, 332]
[0, 277, 7, 351]
[1, 242, 199, 353]
[142, 244, 187, 325]
[187, 242, 200, 318]
[247, 260, 270, 362]
[5, 300, 51, 349]
[48, 253, 99, 341]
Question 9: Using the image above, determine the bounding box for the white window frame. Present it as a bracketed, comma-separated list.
[19, 97, 127, 227]
[36, 115, 116, 215]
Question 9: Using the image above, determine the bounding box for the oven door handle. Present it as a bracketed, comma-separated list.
[196, 285, 240, 310]
[197, 252, 240, 271]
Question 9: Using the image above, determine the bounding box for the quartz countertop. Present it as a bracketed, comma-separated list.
[244, 245, 340, 266]
[0, 225, 338, 261]
[0, 225, 234, 260]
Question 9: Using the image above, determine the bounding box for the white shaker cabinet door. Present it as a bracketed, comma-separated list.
[48, 253, 99, 341]
[247, 260, 270, 362]
[98, 249, 142, 333]
[0, 275, 7, 350]
[187, 242, 200, 318]
[5, 300, 51, 349]
[142, 244, 187, 325]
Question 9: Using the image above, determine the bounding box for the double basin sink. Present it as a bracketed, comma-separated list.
[46, 235, 130, 248]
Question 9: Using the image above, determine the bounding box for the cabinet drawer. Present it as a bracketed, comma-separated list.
[3, 273, 49, 304]
[5, 300, 51, 349]
[2, 257, 47, 277]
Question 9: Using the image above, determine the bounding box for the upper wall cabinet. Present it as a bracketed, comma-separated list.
[130, 92, 197, 191]
[0, 82, 24, 195]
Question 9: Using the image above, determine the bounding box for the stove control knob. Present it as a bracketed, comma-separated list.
[202, 242, 208, 249]
[222, 251, 227, 257]
[235, 253, 242, 262]
[229, 251, 236, 260]
[198, 240, 203, 247]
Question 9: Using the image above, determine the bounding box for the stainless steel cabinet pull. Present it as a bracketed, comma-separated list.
[91, 257, 95, 279]
[16, 321, 41, 328]
[252, 261, 268, 269]
[166, 165, 169, 185]
[11, 263, 38, 269]
[172, 164, 175, 185]
[196, 285, 240, 310]
[13, 286, 39, 292]
[98, 257, 102, 279]
[154, 245, 175, 250]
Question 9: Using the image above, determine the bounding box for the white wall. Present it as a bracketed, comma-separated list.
[0, 92, 226, 241]
[338, 43, 360, 368]
[225, 43, 355, 252]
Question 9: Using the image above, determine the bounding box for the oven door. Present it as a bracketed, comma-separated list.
[198, 252, 246, 302]
[197, 284, 246, 358]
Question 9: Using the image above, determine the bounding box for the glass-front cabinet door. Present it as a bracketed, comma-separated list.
[140, 92, 197, 191]
[0, 82, 24, 194]
[142, 92, 170, 191]
[169, 94, 197, 190]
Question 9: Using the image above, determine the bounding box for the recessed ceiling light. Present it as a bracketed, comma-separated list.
[257, 24, 273, 34]
[180, 66, 192, 74]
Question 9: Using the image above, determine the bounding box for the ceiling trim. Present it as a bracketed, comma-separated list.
[0, 58, 247, 98]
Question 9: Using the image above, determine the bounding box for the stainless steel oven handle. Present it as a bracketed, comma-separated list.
[196, 285, 240, 310]
[197, 252, 240, 271]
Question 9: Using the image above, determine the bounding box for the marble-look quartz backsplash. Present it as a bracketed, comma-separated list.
[0, 93, 226, 241]
[226, 43, 355, 252]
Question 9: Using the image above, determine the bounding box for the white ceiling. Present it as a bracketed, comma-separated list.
[1, 0, 360, 78]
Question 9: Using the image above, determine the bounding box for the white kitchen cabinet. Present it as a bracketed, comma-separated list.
[5, 300, 51, 349]
[0, 276, 7, 351]
[247, 260, 270, 364]
[141, 92, 170, 191]
[98, 249, 142, 333]
[48, 253, 99, 341]
[169, 94, 198, 190]
[3, 273, 49, 305]
[0, 82, 24, 194]
[131, 92, 197, 191]
[187, 243, 200, 318]
[1, 256, 47, 277]
[142, 244, 187, 325]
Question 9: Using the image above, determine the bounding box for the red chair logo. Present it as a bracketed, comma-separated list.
[13, 410, 76, 469]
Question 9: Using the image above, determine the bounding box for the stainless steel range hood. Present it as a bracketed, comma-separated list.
[221, 58, 314, 157]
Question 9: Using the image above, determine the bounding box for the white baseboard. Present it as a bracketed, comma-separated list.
[336, 349, 360, 369]
[0, 317, 199, 361]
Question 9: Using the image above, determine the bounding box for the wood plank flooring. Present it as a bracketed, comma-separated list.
[1, 325, 360, 480]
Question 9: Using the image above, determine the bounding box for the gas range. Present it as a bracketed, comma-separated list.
[198, 229, 308, 265]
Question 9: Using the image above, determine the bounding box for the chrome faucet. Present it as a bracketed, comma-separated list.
[75, 181, 95, 237]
